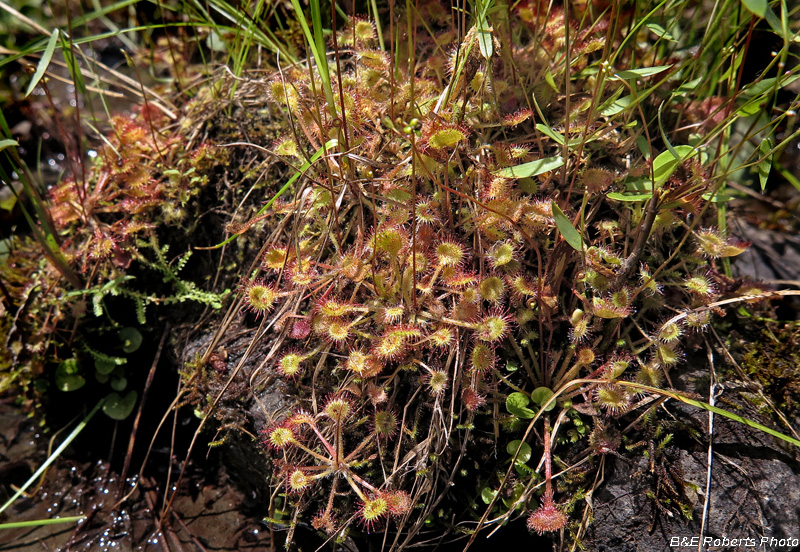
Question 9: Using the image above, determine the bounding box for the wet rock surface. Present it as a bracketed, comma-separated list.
[0, 398, 274, 552]
[588, 365, 800, 552]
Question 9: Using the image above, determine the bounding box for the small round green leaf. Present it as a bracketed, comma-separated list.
[56, 360, 85, 392]
[531, 387, 556, 411]
[506, 392, 536, 419]
[506, 440, 532, 464]
[110, 376, 128, 391]
[103, 391, 138, 420]
[119, 327, 142, 353]
[95, 358, 116, 375]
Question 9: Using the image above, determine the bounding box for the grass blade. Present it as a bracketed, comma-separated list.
[758, 138, 773, 191]
[0, 400, 104, 515]
[25, 29, 59, 97]
[0, 515, 86, 531]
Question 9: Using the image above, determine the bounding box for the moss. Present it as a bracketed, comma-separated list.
[740, 324, 800, 414]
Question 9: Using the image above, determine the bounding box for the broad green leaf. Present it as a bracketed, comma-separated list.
[493, 155, 564, 179]
[501, 483, 526, 509]
[741, 0, 767, 17]
[737, 74, 800, 116]
[535, 123, 596, 147]
[531, 386, 556, 410]
[25, 29, 59, 97]
[763, 4, 783, 36]
[481, 486, 497, 504]
[742, 74, 800, 100]
[506, 392, 536, 419]
[506, 440, 532, 463]
[103, 391, 137, 420]
[607, 191, 653, 202]
[758, 138, 773, 191]
[0, 193, 16, 212]
[674, 77, 704, 96]
[624, 176, 652, 192]
[652, 145, 694, 187]
[612, 65, 672, 80]
[119, 327, 142, 353]
[552, 201, 584, 251]
[601, 94, 632, 117]
[535, 123, 565, 145]
[476, 13, 493, 60]
[645, 23, 675, 41]
[0, 139, 19, 153]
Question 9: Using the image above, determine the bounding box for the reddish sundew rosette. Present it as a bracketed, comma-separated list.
[424, 370, 449, 396]
[311, 511, 338, 535]
[373, 325, 421, 360]
[526, 501, 568, 535]
[462, 387, 487, 411]
[358, 495, 389, 531]
[276, 350, 306, 378]
[290, 318, 311, 339]
[470, 343, 496, 374]
[323, 394, 353, 421]
[474, 309, 514, 343]
[434, 239, 467, 268]
[287, 468, 310, 493]
[345, 349, 382, 377]
[593, 383, 632, 416]
[372, 409, 398, 440]
[263, 423, 296, 451]
[239, 278, 279, 317]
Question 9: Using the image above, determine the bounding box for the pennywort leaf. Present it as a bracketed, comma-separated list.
[506, 392, 536, 419]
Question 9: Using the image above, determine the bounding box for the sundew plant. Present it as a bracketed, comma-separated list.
[1, 0, 799, 549]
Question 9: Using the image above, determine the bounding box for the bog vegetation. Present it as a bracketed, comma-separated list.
[1, 0, 799, 548]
